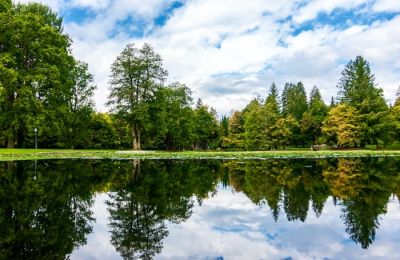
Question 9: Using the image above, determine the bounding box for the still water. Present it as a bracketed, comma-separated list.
[1, 158, 400, 259]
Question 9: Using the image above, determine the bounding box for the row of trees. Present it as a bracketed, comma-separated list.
[221, 56, 400, 149]
[2, 1, 400, 150]
[0, 1, 219, 150]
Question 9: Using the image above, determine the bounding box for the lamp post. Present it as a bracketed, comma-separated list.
[34, 127, 37, 149]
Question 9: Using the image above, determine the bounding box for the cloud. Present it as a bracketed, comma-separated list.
[373, 0, 400, 12]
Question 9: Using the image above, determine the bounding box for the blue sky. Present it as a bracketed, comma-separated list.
[17, 0, 400, 114]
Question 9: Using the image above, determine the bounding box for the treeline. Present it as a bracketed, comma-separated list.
[221, 56, 400, 149]
[1, 1, 400, 150]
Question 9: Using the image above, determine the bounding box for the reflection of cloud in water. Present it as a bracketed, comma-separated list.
[70, 188, 400, 260]
[71, 193, 120, 260]
[159, 186, 400, 260]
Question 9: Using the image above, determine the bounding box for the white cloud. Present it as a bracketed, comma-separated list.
[373, 0, 400, 12]
[292, 0, 369, 24]
[69, 0, 110, 10]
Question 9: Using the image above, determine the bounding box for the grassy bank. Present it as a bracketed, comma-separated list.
[1, 149, 400, 161]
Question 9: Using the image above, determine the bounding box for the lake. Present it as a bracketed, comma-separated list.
[1, 158, 400, 259]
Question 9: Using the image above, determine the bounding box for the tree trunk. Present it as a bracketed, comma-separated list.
[7, 135, 15, 148]
[132, 125, 141, 150]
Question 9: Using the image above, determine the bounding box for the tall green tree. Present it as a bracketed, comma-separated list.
[222, 111, 245, 149]
[0, 2, 74, 148]
[337, 56, 388, 146]
[262, 84, 281, 149]
[63, 61, 96, 148]
[107, 43, 167, 150]
[243, 99, 265, 150]
[281, 82, 308, 120]
[301, 86, 328, 144]
[192, 99, 219, 150]
[281, 82, 308, 146]
[266, 82, 280, 114]
[147, 83, 194, 150]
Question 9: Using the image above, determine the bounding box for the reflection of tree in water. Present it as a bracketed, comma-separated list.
[107, 160, 221, 260]
[223, 157, 400, 249]
[223, 159, 329, 222]
[323, 158, 397, 249]
[0, 160, 108, 259]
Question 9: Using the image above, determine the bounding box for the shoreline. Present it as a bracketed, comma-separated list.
[1, 149, 400, 161]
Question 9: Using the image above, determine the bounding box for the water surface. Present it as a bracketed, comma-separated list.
[1, 158, 400, 259]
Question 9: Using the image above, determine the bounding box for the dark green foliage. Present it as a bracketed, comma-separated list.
[282, 82, 308, 121]
[146, 83, 194, 150]
[301, 86, 328, 144]
[192, 99, 219, 150]
[0, 0, 11, 12]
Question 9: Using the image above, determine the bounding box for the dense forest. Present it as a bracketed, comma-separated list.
[1, 1, 400, 150]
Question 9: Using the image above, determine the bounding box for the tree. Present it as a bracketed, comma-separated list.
[222, 111, 245, 149]
[63, 61, 96, 148]
[281, 82, 308, 121]
[147, 83, 194, 150]
[301, 86, 328, 144]
[262, 84, 281, 149]
[337, 56, 388, 146]
[0, 2, 73, 148]
[107, 43, 167, 150]
[281, 82, 308, 146]
[322, 104, 362, 147]
[243, 99, 265, 150]
[192, 99, 219, 150]
[266, 82, 280, 114]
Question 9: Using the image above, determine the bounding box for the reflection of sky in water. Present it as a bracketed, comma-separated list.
[71, 185, 400, 260]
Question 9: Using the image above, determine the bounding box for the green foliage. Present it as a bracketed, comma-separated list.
[337, 56, 389, 146]
[107, 43, 167, 150]
[282, 82, 308, 121]
[0, 0, 11, 12]
[192, 99, 219, 150]
[0, 1, 74, 148]
[301, 86, 328, 144]
[147, 83, 194, 150]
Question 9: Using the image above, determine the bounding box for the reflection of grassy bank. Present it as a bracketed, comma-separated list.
[2, 149, 400, 161]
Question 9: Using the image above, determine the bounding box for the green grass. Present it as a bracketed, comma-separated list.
[2, 149, 400, 161]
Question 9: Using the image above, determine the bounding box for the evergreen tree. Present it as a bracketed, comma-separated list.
[266, 82, 280, 114]
[301, 86, 328, 144]
[192, 99, 219, 150]
[337, 56, 388, 146]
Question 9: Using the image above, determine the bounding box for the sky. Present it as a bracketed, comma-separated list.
[17, 0, 400, 115]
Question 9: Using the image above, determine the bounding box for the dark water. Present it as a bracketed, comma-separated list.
[1, 158, 400, 260]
